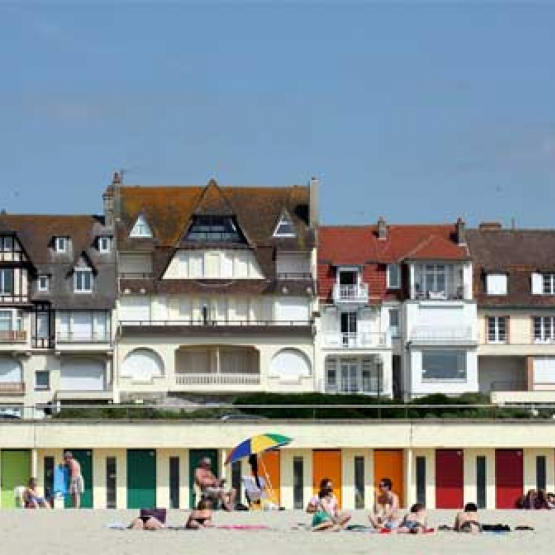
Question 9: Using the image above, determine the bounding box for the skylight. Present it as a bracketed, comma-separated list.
[273, 212, 296, 238]
[130, 215, 153, 238]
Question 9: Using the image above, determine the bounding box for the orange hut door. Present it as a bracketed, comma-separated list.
[374, 450, 404, 507]
[312, 450, 342, 507]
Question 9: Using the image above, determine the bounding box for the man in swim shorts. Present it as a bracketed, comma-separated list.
[64, 451, 84, 509]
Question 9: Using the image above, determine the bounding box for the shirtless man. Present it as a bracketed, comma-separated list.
[64, 451, 84, 509]
[368, 477, 401, 530]
[194, 457, 236, 511]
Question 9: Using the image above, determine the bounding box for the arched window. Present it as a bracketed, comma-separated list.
[122, 348, 164, 382]
[269, 348, 311, 382]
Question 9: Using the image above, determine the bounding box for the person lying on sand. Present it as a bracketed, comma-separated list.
[395, 503, 428, 534]
[454, 502, 482, 533]
[186, 499, 214, 529]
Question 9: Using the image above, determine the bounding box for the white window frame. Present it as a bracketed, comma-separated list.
[387, 264, 401, 289]
[421, 350, 467, 381]
[0, 309, 22, 332]
[98, 237, 112, 253]
[486, 273, 507, 295]
[74, 268, 93, 293]
[54, 237, 68, 253]
[37, 275, 49, 292]
[487, 316, 507, 344]
[273, 212, 296, 238]
[389, 308, 400, 338]
[534, 316, 555, 343]
[35, 370, 50, 391]
[0, 268, 14, 294]
[130, 215, 153, 238]
[1, 236, 14, 251]
[542, 274, 555, 295]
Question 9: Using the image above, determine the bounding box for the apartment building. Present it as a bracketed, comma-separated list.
[467, 225, 555, 403]
[110, 176, 319, 401]
[0, 214, 116, 416]
[317, 225, 393, 397]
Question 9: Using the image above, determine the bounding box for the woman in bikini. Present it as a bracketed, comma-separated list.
[186, 499, 214, 529]
[308, 478, 351, 530]
[369, 477, 400, 530]
[454, 502, 482, 533]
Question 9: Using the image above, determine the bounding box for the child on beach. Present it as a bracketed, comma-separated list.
[186, 499, 214, 529]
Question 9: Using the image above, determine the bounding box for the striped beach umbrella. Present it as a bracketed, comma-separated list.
[224, 433, 292, 465]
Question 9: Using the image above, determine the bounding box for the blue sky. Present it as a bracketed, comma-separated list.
[1, 2, 554, 227]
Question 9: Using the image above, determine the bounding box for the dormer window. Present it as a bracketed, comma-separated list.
[486, 273, 507, 295]
[273, 212, 296, 238]
[54, 237, 68, 253]
[0, 236, 14, 251]
[387, 264, 401, 289]
[532, 273, 555, 295]
[186, 216, 243, 243]
[74, 268, 93, 293]
[37, 275, 49, 292]
[98, 237, 112, 253]
[130, 215, 153, 238]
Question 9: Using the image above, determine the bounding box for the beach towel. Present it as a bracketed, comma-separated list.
[346, 525, 376, 533]
[53, 465, 68, 495]
[482, 524, 511, 533]
[216, 525, 270, 530]
[380, 527, 435, 534]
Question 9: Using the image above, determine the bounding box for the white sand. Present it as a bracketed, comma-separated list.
[0, 509, 549, 555]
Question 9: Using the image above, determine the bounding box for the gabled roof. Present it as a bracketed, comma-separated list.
[319, 223, 468, 266]
[318, 226, 379, 265]
[116, 181, 313, 249]
[192, 179, 235, 216]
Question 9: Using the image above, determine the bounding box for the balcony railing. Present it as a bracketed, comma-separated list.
[488, 380, 527, 392]
[323, 332, 388, 349]
[119, 272, 153, 279]
[56, 331, 111, 343]
[119, 319, 312, 327]
[411, 326, 474, 343]
[276, 272, 313, 280]
[175, 373, 261, 386]
[332, 283, 369, 304]
[410, 285, 471, 301]
[0, 330, 26, 343]
[0, 382, 25, 394]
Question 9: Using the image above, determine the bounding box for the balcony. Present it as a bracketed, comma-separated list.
[0, 382, 25, 395]
[410, 285, 471, 301]
[0, 330, 26, 343]
[119, 319, 313, 338]
[323, 332, 389, 349]
[411, 326, 474, 344]
[56, 331, 111, 343]
[175, 373, 261, 386]
[332, 283, 369, 305]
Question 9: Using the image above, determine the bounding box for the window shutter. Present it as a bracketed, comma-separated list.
[531, 273, 543, 295]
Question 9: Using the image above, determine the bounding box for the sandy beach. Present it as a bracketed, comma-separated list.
[0, 509, 550, 555]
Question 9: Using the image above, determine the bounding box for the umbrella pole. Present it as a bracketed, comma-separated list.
[258, 454, 277, 505]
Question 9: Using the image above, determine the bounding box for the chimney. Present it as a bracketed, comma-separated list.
[456, 217, 466, 246]
[377, 216, 387, 240]
[103, 172, 122, 228]
[479, 222, 502, 231]
[309, 176, 319, 228]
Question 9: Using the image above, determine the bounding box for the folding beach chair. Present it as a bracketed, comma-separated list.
[242, 476, 267, 509]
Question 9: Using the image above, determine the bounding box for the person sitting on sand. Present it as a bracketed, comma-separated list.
[547, 492, 555, 509]
[395, 503, 428, 534]
[24, 477, 51, 509]
[186, 499, 214, 529]
[311, 482, 346, 531]
[534, 489, 549, 509]
[368, 477, 400, 530]
[454, 502, 482, 533]
[194, 457, 236, 511]
[306, 478, 351, 528]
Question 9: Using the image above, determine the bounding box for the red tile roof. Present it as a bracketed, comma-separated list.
[319, 224, 469, 264]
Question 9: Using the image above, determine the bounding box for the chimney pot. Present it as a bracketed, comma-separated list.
[456, 217, 466, 246]
[309, 177, 319, 228]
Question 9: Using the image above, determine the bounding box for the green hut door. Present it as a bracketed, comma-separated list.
[127, 449, 157, 509]
[189, 449, 218, 508]
[64, 449, 93, 508]
[1, 450, 31, 508]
